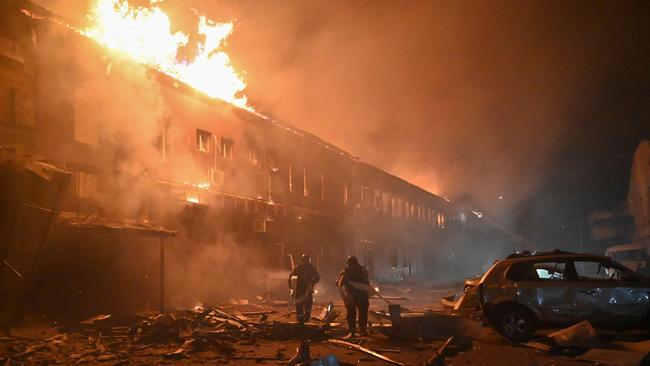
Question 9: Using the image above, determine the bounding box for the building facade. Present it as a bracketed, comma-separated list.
[0, 2, 510, 315]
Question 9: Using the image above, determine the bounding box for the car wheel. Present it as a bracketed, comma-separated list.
[496, 305, 536, 342]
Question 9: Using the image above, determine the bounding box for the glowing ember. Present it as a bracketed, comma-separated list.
[84, 0, 248, 107]
[186, 192, 200, 203]
[195, 182, 211, 190]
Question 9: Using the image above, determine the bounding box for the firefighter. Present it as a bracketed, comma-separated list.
[288, 254, 320, 324]
[336, 256, 370, 337]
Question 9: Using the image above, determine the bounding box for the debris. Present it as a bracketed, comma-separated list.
[328, 338, 406, 366]
[384, 312, 482, 341]
[611, 339, 650, 353]
[96, 354, 118, 361]
[375, 349, 401, 353]
[272, 300, 289, 307]
[422, 336, 454, 366]
[165, 337, 213, 359]
[521, 340, 553, 352]
[11, 343, 42, 358]
[547, 321, 600, 348]
[310, 354, 341, 366]
[285, 341, 310, 366]
[81, 314, 112, 327]
[575, 348, 647, 366]
[241, 311, 276, 316]
[3, 259, 22, 278]
[440, 295, 457, 308]
[229, 298, 249, 305]
[316, 302, 340, 324]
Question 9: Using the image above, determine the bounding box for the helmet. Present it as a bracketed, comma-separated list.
[346, 256, 358, 266]
[301, 254, 311, 264]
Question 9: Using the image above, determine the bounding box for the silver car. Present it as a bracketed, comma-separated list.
[478, 251, 650, 342]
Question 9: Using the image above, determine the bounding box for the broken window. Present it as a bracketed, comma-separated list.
[382, 192, 390, 214]
[196, 129, 211, 153]
[220, 138, 233, 159]
[361, 185, 369, 207]
[574, 261, 623, 280]
[255, 218, 274, 232]
[288, 164, 294, 192]
[534, 262, 567, 280]
[320, 173, 325, 202]
[303, 168, 309, 197]
[248, 149, 259, 166]
[160, 120, 171, 162]
[76, 171, 98, 199]
[390, 249, 398, 269]
[374, 190, 381, 210]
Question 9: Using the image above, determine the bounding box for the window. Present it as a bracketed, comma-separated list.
[343, 181, 349, 204]
[382, 193, 390, 214]
[374, 190, 381, 210]
[303, 168, 309, 197]
[220, 138, 233, 159]
[248, 149, 259, 166]
[507, 261, 567, 281]
[534, 262, 566, 280]
[574, 261, 625, 280]
[160, 120, 171, 162]
[507, 262, 536, 281]
[288, 164, 294, 192]
[320, 173, 325, 202]
[196, 129, 211, 152]
[76, 171, 98, 199]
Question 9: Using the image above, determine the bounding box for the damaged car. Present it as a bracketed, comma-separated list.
[477, 251, 650, 342]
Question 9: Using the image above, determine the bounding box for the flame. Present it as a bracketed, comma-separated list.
[84, 0, 248, 107]
[186, 191, 200, 203]
[184, 181, 211, 190]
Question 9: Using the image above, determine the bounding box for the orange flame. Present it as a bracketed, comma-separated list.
[84, 0, 248, 108]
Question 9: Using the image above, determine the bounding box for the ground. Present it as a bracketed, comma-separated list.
[0, 284, 645, 365]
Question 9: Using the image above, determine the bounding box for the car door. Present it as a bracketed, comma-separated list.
[511, 261, 576, 323]
[572, 259, 650, 324]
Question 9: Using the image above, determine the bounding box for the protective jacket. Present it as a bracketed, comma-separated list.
[289, 262, 319, 298]
[336, 263, 370, 300]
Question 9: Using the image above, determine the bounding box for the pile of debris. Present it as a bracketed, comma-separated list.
[519, 321, 650, 366]
[0, 305, 332, 364]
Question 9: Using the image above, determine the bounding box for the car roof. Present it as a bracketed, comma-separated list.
[502, 252, 610, 263]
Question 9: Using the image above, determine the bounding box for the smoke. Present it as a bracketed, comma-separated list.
[172, 0, 647, 226]
[26, 0, 648, 293]
[34, 1, 649, 229]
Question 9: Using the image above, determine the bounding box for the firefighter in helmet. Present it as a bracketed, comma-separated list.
[336, 256, 370, 337]
[288, 254, 320, 324]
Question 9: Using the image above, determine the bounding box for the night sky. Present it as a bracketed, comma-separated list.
[39, 0, 650, 245]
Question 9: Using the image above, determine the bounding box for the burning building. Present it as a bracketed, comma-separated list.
[0, 1, 512, 320]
